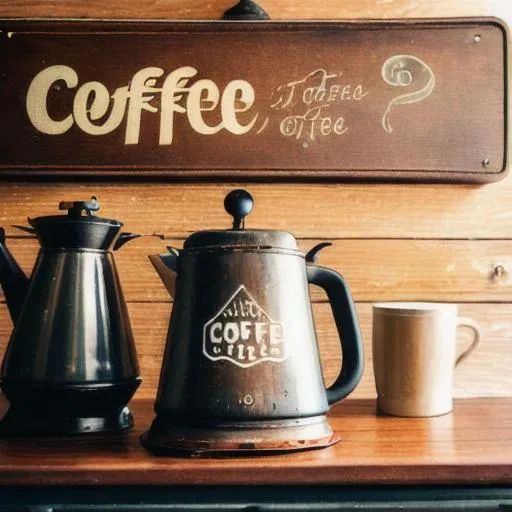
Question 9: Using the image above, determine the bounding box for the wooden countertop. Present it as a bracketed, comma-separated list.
[0, 398, 511, 486]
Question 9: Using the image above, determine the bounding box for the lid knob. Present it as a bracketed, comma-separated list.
[224, 189, 254, 230]
[59, 197, 100, 219]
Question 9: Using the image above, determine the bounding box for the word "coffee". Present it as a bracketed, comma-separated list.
[203, 286, 286, 367]
[26, 65, 258, 145]
[208, 320, 284, 362]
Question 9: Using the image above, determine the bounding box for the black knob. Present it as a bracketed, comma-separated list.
[224, 189, 254, 230]
[59, 197, 100, 218]
[223, 0, 270, 20]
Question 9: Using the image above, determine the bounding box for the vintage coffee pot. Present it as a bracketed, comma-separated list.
[0, 198, 141, 436]
[142, 189, 363, 455]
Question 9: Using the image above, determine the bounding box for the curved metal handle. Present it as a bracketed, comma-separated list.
[307, 264, 364, 405]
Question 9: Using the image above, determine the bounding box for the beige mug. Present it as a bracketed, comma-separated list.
[372, 302, 481, 417]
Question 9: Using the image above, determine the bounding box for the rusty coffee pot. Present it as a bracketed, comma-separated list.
[0, 198, 141, 436]
[142, 189, 363, 455]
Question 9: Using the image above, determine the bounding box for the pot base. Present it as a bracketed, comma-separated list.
[0, 378, 140, 436]
[0, 406, 134, 437]
[141, 415, 339, 456]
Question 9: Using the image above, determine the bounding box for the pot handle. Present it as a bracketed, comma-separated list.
[306, 264, 364, 405]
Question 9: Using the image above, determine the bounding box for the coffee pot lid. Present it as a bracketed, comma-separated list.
[183, 189, 298, 251]
[25, 197, 123, 250]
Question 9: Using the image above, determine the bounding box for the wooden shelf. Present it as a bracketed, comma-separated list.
[0, 397, 511, 486]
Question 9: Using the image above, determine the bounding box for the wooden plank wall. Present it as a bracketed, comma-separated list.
[0, 0, 511, 402]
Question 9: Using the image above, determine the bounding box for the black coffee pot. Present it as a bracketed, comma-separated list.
[0, 198, 141, 436]
[142, 189, 363, 455]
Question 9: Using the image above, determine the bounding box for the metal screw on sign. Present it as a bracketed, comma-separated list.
[223, 0, 270, 20]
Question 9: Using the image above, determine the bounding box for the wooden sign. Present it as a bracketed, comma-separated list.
[0, 19, 507, 182]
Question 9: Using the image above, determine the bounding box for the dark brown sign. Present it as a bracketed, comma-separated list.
[0, 19, 507, 182]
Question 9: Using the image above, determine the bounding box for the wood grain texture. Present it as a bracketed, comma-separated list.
[1, 182, 512, 239]
[1, 303, 509, 400]
[1, 237, 510, 302]
[1, 397, 511, 486]
[0, 0, 508, 20]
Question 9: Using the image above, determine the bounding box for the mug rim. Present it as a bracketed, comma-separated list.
[373, 302, 457, 315]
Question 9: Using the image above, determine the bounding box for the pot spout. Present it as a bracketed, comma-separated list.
[0, 228, 30, 323]
[149, 247, 180, 298]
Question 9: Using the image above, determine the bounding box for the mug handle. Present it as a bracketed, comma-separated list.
[306, 264, 364, 405]
[455, 317, 481, 366]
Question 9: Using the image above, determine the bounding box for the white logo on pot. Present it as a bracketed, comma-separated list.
[203, 285, 286, 368]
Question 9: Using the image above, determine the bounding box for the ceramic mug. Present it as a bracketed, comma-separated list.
[372, 302, 481, 417]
